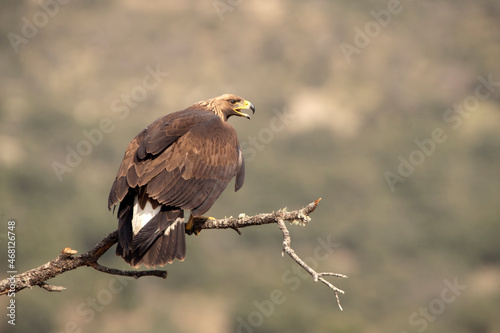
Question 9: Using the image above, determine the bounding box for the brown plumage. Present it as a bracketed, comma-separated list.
[108, 94, 255, 268]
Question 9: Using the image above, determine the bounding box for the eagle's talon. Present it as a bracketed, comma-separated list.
[186, 216, 215, 236]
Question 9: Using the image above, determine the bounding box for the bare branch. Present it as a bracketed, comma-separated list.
[199, 198, 322, 231]
[0, 198, 346, 309]
[39, 283, 66, 292]
[0, 231, 166, 296]
[276, 216, 347, 310]
[87, 261, 167, 279]
[198, 198, 347, 309]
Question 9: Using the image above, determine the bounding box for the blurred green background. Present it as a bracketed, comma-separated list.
[1, 1, 499, 332]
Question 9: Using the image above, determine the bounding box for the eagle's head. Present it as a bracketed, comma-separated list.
[199, 94, 255, 121]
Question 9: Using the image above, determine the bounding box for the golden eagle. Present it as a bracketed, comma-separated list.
[108, 94, 255, 267]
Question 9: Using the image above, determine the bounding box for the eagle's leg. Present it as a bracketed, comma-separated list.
[186, 215, 215, 236]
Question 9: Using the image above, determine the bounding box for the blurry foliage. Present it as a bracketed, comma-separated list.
[1, 0, 500, 332]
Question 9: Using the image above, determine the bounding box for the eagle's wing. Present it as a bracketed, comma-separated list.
[108, 107, 244, 216]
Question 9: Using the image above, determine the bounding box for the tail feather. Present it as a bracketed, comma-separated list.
[158, 221, 186, 263]
[132, 210, 168, 257]
[116, 192, 135, 258]
[115, 195, 186, 268]
[136, 217, 186, 268]
[141, 223, 186, 268]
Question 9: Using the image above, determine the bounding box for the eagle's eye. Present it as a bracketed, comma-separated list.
[229, 99, 237, 104]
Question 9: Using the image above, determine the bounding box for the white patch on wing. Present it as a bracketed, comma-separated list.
[164, 217, 184, 236]
[132, 197, 161, 235]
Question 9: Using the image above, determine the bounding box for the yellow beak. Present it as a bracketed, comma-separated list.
[234, 100, 256, 119]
